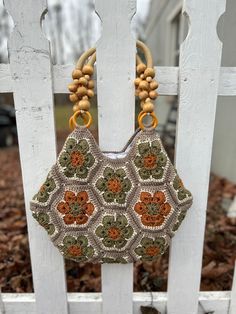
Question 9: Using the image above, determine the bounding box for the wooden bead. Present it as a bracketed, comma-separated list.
[69, 93, 78, 103]
[146, 76, 152, 82]
[139, 80, 149, 90]
[73, 104, 79, 112]
[144, 67, 155, 78]
[76, 86, 87, 97]
[140, 101, 144, 109]
[72, 69, 82, 79]
[150, 80, 159, 90]
[84, 74, 90, 80]
[149, 90, 158, 99]
[137, 63, 147, 74]
[82, 65, 94, 75]
[143, 101, 154, 113]
[87, 89, 94, 98]
[139, 90, 149, 100]
[134, 78, 142, 86]
[68, 83, 77, 92]
[78, 99, 90, 111]
[88, 80, 95, 89]
[78, 77, 87, 86]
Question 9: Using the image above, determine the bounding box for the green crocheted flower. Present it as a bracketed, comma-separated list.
[134, 140, 167, 180]
[102, 257, 127, 264]
[59, 138, 95, 179]
[59, 235, 94, 262]
[96, 167, 132, 204]
[173, 174, 192, 201]
[95, 215, 133, 249]
[135, 237, 166, 261]
[173, 210, 187, 232]
[32, 212, 55, 235]
[33, 176, 56, 203]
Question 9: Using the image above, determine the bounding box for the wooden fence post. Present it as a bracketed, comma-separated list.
[167, 0, 226, 313]
[95, 0, 136, 313]
[4, 0, 68, 313]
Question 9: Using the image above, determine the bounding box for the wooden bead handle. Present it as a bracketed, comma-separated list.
[68, 40, 159, 129]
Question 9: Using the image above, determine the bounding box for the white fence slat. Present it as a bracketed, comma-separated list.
[0, 64, 12, 92]
[3, 0, 68, 313]
[218, 67, 236, 95]
[1, 291, 231, 314]
[95, 0, 136, 313]
[230, 261, 236, 314]
[167, 1, 226, 313]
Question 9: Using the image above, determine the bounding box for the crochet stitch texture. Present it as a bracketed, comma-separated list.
[30, 127, 193, 263]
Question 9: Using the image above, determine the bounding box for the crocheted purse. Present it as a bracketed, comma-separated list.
[30, 41, 193, 263]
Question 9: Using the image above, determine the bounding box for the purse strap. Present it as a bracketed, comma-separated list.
[68, 40, 159, 130]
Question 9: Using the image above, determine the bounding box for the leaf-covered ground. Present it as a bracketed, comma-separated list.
[0, 132, 235, 293]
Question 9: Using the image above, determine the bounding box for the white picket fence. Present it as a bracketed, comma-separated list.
[0, 0, 236, 313]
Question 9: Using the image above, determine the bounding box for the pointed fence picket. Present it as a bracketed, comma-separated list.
[167, 1, 226, 313]
[0, 0, 235, 313]
[95, 1, 135, 313]
[3, 0, 68, 314]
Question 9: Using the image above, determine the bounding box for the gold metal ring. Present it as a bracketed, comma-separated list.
[138, 111, 158, 130]
[69, 110, 92, 129]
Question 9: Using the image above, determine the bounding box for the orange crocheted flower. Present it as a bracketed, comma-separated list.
[57, 190, 95, 225]
[108, 227, 121, 240]
[107, 178, 122, 193]
[70, 151, 84, 167]
[145, 245, 160, 257]
[134, 190, 171, 227]
[143, 154, 157, 169]
[67, 245, 83, 257]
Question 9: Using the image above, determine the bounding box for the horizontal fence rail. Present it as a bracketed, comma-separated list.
[1, 65, 236, 95]
[1, 292, 231, 314]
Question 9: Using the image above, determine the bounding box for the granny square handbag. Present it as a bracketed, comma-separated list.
[30, 41, 193, 263]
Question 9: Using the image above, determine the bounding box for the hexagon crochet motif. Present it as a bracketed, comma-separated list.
[30, 127, 193, 263]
